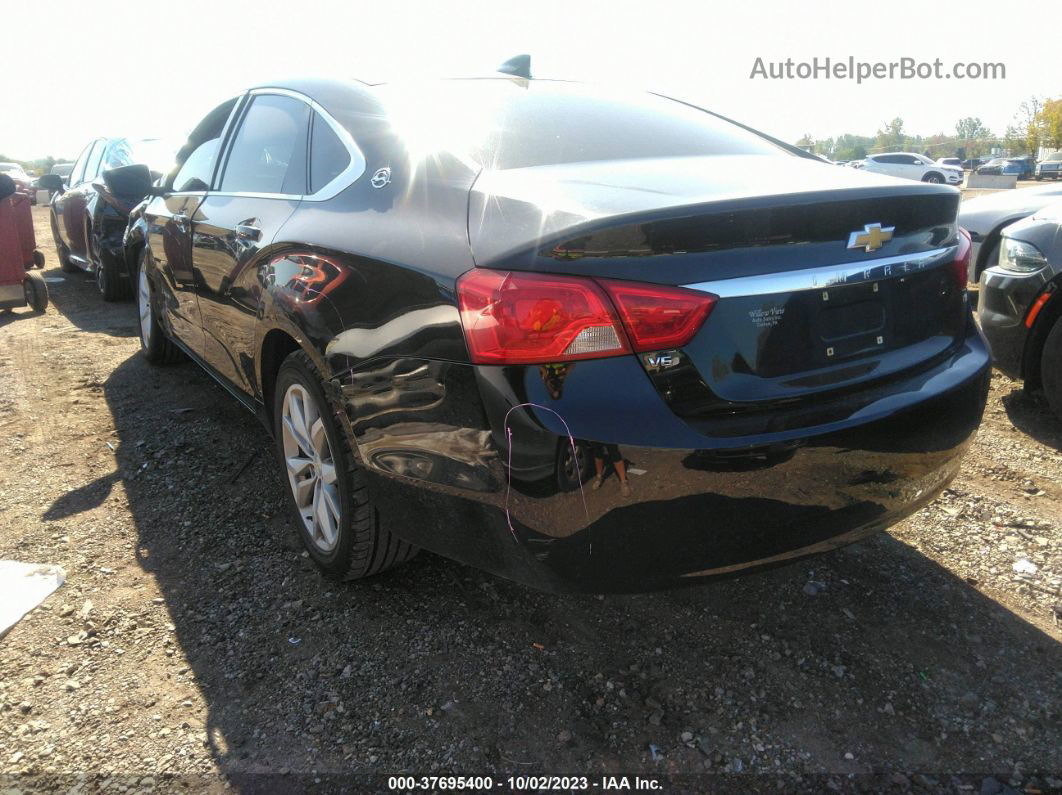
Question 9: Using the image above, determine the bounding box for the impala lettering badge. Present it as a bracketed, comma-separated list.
[847, 222, 895, 252]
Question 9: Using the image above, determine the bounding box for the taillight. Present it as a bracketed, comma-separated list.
[951, 227, 972, 289]
[598, 280, 717, 353]
[457, 269, 630, 365]
[456, 269, 717, 364]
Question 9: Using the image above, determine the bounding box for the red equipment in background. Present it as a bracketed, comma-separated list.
[11, 193, 45, 271]
[0, 174, 48, 313]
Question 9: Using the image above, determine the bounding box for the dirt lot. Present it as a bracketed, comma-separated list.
[1, 206, 1061, 791]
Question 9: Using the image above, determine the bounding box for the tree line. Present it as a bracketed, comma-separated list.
[798, 95, 1062, 161]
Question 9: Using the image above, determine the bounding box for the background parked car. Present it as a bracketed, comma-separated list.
[40, 162, 73, 195]
[39, 137, 173, 300]
[977, 201, 1062, 418]
[963, 157, 987, 170]
[0, 162, 37, 205]
[861, 152, 963, 184]
[1035, 152, 1062, 180]
[1009, 155, 1036, 180]
[958, 183, 1062, 281]
[937, 157, 963, 170]
[976, 158, 1023, 176]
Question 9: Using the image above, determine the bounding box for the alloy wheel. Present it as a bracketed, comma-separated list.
[281, 383, 341, 552]
[138, 268, 152, 347]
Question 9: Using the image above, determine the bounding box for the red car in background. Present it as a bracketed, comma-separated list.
[0, 163, 37, 205]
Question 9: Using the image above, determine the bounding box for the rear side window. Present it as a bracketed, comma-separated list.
[309, 112, 350, 193]
[67, 140, 95, 186]
[220, 94, 310, 195]
[82, 140, 105, 183]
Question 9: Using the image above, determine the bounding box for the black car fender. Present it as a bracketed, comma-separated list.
[1022, 279, 1062, 389]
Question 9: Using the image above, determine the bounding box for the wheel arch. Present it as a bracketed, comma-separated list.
[975, 216, 1024, 279]
[1021, 278, 1062, 390]
[923, 171, 944, 183]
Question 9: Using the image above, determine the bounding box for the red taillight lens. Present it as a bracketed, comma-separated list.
[599, 280, 717, 353]
[952, 227, 972, 289]
[457, 269, 630, 364]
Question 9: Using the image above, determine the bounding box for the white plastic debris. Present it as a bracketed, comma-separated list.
[0, 561, 66, 637]
[1012, 558, 1038, 575]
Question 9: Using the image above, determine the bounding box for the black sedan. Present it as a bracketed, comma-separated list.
[126, 77, 990, 592]
[40, 137, 172, 300]
[977, 202, 1062, 418]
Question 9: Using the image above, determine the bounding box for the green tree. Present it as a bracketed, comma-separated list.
[955, 117, 991, 140]
[874, 118, 905, 152]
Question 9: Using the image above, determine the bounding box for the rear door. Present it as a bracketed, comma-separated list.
[145, 97, 242, 354]
[58, 139, 103, 262]
[191, 91, 311, 397]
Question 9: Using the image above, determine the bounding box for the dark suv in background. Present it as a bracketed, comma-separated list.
[40, 137, 172, 300]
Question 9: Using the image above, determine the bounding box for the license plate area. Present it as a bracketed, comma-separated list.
[814, 281, 890, 360]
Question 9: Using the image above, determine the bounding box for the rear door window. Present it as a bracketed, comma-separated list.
[220, 94, 310, 195]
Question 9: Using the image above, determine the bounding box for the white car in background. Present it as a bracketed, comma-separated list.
[959, 183, 1062, 281]
[861, 152, 963, 185]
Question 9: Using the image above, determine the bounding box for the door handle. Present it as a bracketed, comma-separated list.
[235, 223, 261, 242]
[172, 212, 189, 229]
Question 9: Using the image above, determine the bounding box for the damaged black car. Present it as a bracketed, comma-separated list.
[128, 76, 990, 592]
[40, 137, 172, 300]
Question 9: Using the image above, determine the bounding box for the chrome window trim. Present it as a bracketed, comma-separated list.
[210, 87, 366, 203]
[682, 246, 956, 298]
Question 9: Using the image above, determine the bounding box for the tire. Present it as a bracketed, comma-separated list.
[96, 251, 126, 302]
[273, 350, 418, 581]
[1042, 319, 1062, 421]
[23, 272, 48, 313]
[137, 249, 182, 364]
[977, 240, 1000, 283]
[923, 172, 944, 184]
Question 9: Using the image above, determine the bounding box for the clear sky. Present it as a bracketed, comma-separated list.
[2, 0, 1058, 161]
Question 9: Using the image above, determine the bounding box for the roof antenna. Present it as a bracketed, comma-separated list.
[497, 54, 532, 79]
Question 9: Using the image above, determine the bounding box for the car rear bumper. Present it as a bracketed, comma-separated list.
[340, 324, 990, 592]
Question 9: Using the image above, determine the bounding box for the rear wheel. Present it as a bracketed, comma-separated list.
[23, 272, 48, 313]
[137, 250, 181, 364]
[1042, 319, 1062, 421]
[273, 351, 417, 580]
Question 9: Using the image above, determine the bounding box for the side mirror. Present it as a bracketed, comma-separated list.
[147, 184, 169, 198]
[38, 174, 64, 193]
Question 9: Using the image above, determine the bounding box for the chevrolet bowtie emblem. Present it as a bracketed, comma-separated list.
[847, 223, 895, 252]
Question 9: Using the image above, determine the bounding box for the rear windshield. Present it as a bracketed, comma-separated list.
[372, 80, 784, 170]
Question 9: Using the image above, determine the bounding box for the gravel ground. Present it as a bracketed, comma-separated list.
[1, 207, 1060, 792]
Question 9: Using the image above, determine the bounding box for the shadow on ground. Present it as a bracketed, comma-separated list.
[1002, 386, 1062, 452]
